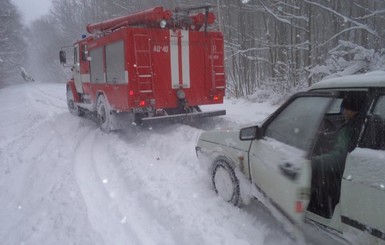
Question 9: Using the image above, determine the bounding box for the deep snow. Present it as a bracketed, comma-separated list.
[0, 82, 337, 245]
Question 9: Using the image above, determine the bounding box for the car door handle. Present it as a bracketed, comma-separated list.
[343, 175, 353, 181]
[279, 162, 298, 180]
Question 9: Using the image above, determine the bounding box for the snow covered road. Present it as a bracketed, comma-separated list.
[0, 83, 298, 245]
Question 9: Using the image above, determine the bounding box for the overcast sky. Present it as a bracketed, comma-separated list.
[11, 0, 52, 24]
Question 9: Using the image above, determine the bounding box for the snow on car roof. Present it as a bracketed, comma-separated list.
[309, 71, 385, 90]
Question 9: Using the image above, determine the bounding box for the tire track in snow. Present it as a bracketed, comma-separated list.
[0, 109, 102, 245]
[29, 83, 68, 110]
[74, 130, 181, 245]
[93, 132, 184, 245]
[108, 126, 277, 245]
[0, 83, 67, 149]
[74, 130, 137, 244]
[1, 83, 296, 244]
[104, 135, 209, 245]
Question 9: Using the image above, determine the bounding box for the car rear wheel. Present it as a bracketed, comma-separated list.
[212, 158, 241, 206]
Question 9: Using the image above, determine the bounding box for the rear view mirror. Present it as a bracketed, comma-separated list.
[240, 126, 260, 141]
[59, 50, 67, 64]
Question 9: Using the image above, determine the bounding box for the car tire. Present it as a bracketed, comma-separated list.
[66, 87, 84, 116]
[212, 158, 241, 206]
[96, 95, 112, 132]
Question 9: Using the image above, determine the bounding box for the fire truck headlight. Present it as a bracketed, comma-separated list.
[160, 20, 167, 29]
[177, 90, 185, 99]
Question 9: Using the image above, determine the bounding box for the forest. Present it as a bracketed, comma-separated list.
[1, 0, 385, 98]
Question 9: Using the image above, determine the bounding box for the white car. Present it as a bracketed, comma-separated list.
[196, 71, 385, 244]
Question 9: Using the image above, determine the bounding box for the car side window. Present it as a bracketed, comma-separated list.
[361, 95, 385, 150]
[373, 95, 385, 117]
[326, 98, 343, 114]
[265, 96, 333, 151]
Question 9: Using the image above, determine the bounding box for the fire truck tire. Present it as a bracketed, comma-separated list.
[66, 88, 84, 116]
[96, 95, 112, 132]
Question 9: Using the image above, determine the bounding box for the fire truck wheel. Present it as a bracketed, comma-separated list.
[66, 88, 83, 116]
[96, 95, 111, 132]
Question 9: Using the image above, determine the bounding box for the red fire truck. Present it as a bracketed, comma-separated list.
[60, 5, 226, 132]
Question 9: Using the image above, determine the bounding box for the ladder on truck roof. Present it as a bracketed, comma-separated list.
[133, 32, 154, 94]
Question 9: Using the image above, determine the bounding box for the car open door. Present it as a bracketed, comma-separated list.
[340, 94, 385, 243]
[248, 93, 337, 223]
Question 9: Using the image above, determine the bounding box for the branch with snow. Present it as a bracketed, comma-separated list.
[304, 0, 381, 39]
[309, 40, 385, 80]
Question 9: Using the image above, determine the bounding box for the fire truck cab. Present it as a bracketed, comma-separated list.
[60, 5, 226, 132]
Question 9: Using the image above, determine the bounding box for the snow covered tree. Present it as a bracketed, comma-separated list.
[0, 0, 26, 88]
[222, 0, 385, 97]
[309, 40, 385, 80]
[25, 0, 385, 98]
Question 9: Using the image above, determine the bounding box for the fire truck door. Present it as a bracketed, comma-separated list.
[105, 41, 128, 110]
[73, 44, 83, 93]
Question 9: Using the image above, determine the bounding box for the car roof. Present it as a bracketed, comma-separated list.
[309, 71, 385, 91]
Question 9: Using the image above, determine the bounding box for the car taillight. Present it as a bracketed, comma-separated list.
[295, 201, 304, 213]
[139, 100, 146, 107]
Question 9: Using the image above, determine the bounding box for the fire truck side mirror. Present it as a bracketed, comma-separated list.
[59, 50, 67, 64]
